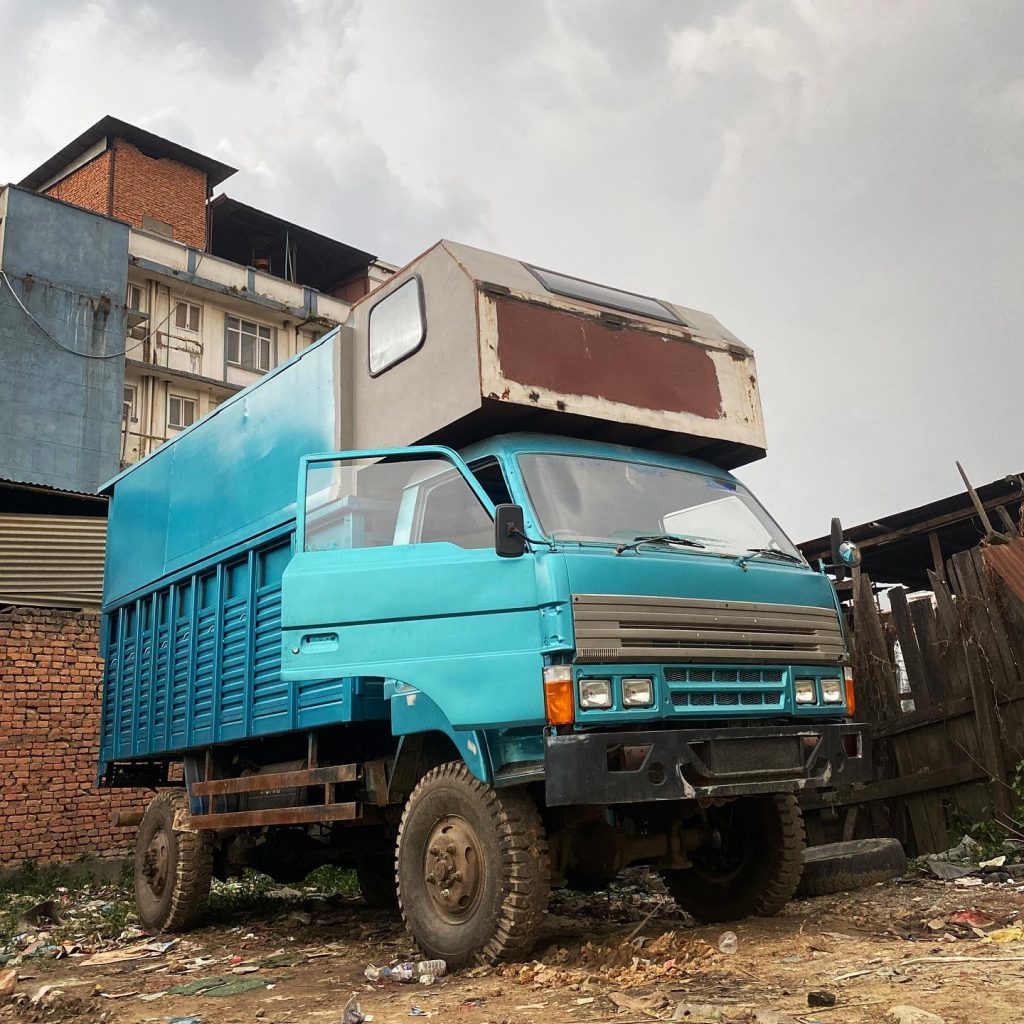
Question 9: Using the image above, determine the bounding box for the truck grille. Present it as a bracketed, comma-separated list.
[572, 594, 845, 665]
[671, 690, 784, 708]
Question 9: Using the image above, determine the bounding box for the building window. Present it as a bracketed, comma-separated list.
[226, 315, 273, 372]
[175, 301, 201, 333]
[127, 285, 144, 312]
[123, 385, 137, 423]
[168, 394, 197, 430]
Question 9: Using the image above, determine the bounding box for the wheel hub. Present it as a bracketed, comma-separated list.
[143, 831, 170, 898]
[423, 816, 483, 922]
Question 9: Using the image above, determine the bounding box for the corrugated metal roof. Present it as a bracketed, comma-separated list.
[0, 474, 107, 499]
[983, 540, 1024, 605]
[0, 514, 106, 608]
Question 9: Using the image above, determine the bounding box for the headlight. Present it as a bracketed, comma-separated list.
[821, 678, 843, 704]
[579, 677, 613, 709]
[794, 678, 817, 705]
[622, 677, 655, 708]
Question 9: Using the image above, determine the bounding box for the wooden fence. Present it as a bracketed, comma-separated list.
[801, 542, 1024, 855]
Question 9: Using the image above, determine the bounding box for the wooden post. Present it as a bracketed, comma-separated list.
[929, 530, 945, 584]
[889, 587, 932, 710]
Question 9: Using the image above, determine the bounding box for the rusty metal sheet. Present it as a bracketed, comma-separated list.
[982, 539, 1024, 604]
[494, 295, 724, 419]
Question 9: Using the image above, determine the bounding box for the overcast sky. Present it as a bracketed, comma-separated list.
[1, 0, 1021, 541]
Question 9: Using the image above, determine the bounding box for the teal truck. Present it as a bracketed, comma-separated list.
[99, 241, 868, 965]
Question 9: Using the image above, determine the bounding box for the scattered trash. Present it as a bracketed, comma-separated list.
[953, 877, 984, 888]
[808, 990, 837, 1008]
[365, 959, 447, 983]
[167, 1017, 202, 1024]
[410, 1007, 429, 1017]
[166, 975, 270, 997]
[980, 855, 1007, 868]
[342, 992, 366, 1024]
[985, 926, 1024, 943]
[717, 930, 738, 954]
[16, 900, 62, 931]
[947, 909, 995, 929]
[0, 968, 17, 996]
[888, 1006, 946, 1024]
[80, 938, 177, 966]
[673, 1002, 724, 1021]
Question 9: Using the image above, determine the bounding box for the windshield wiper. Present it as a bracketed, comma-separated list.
[740, 547, 804, 565]
[614, 534, 706, 556]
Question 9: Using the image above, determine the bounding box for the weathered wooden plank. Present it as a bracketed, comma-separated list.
[928, 569, 972, 699]
[190, 802, 359, 830]
[800, 760, 983, 810]
[192, 763, 359, 797]
[948, 549, 1011, 818]
[889, 588, 932, 710]
[969, 548, 1018, 696]
[909, 598, 947, 706]
[852, 572, 901, 724]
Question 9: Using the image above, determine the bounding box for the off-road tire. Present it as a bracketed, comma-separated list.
[356, 853, 399, 910]
[397, 762, 550, 967]
[796, 838, 906, 898]
[661, 794, 805, 922]
[134, 790, 213, 933]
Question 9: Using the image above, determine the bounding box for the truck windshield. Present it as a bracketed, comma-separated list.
[517, 453, 801, 561]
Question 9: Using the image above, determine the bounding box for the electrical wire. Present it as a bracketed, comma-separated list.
[0, 249, 208, 361]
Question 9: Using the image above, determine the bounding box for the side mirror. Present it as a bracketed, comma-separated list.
[829, 517, 861, 580]
[838, 540, 862, 568]
[495, 504, 527, 558]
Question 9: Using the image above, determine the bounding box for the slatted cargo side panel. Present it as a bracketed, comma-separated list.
[169, 582, 195, 749]
[133, 596, 154, 755]
[151, 596, 171, 756]
[190, 571, 219, 746]
[117, 604, 138, 757]
[219, 557, 251, 741]
[252, 541, 291, 735]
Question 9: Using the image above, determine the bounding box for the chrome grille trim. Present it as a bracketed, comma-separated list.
[572, 594, 846, 665]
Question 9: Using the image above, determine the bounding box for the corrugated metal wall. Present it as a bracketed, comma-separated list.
[0, 514, 106, 607]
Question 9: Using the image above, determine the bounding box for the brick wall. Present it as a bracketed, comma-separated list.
[111, 140, 207, 249]
[43, 139, 208, 249]
[44, 150, 113, 213]
[0, 606, 147, 867]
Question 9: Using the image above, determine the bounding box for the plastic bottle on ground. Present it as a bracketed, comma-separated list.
[717, 931, 738, 954]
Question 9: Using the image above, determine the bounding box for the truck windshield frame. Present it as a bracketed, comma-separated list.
[516, 452, 802, 562]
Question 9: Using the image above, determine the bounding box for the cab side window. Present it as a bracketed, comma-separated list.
[416, 471, 493, 548]
[470, 458, 513, 507]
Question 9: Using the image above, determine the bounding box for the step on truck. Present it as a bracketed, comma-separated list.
[99, 241, 870, 965]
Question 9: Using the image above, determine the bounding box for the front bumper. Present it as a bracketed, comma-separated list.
[544, 722, 871, 806]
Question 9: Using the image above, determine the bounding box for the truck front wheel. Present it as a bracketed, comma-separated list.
[660, 794, 805, 922]
[134, 790, 213, 932]
[397, 763, 550, 966]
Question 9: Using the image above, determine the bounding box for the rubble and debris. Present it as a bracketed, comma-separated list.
[0, 967, 17, 996]
[888, 1007, 946, 1024]
[342, 992, 366, 1024]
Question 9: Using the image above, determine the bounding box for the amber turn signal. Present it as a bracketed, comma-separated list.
[844, 666, 856, 717]
[543, 665, 575, 726]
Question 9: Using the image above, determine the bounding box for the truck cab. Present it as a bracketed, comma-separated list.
[99, 242, 869, 966]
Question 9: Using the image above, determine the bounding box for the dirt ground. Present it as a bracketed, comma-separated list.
[3, 871, 1024, 1024]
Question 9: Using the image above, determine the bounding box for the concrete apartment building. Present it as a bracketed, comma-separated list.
[12, 116, 391, 470]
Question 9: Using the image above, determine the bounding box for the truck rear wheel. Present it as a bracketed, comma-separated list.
[134, 790, 213, 933]
[397, 762, 550, 966]
[661, 794, 805, 922]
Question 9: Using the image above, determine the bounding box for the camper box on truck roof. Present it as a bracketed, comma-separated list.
[345, 240, 766, 467]
[101, 239, 766, 604]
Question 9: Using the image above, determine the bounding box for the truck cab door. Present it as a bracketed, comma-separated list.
[280, 446, 545, 730]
